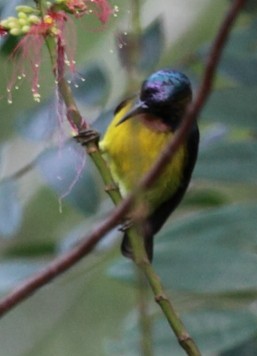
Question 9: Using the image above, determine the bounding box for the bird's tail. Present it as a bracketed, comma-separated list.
[121, 231, 154, 262]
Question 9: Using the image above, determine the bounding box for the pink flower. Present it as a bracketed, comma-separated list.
[64, 0, 112, 23]
[0, 25, 7, 36]
[6, 12, 68, 103]
[89, 0, 112, 23]
[4, 0, 112, 106]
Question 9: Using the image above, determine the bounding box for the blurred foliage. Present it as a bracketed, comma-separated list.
[0, 0, 257, 355]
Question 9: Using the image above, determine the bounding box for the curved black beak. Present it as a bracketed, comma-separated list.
[116, 100, 149, 126]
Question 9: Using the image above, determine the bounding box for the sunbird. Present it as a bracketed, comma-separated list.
[100, 69, 199, 261]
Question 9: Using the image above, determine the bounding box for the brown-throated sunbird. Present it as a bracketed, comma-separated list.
[100, 69, 199, 261]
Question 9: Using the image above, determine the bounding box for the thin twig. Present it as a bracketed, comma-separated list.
[0, 4, 246, 350]
[1, 158, 37, 183]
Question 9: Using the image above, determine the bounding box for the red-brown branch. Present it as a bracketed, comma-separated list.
[0, 0, 246, 318]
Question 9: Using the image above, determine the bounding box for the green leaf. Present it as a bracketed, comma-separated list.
[0, 35, 20, 55]
[74, 64, 110, 106]
[37, 141, 101, 215]
[221, 335, 257, 355]
[0, 259, 44, 292]
[139, 18, 164, 72]
[17, 101, 57, 141]
[201, 21, 257, 62]
[228, 0, 257, 13]
[202, 87, 257, 130]
[109, 204, 257, 293]
[2, 185, 85, 260]
[243, 0, 257, 12]
[107, 308, 257, 356]
[155, 204, 257, 293]
[5, 241, 56, 258]
[155, 245, 257, 293]
[195, 140, 257, 182]
[116, 18, 164, 72]
[219, 55, 257, 85]
[0, 255, 134, 356]
[182, 188, 228, 207]
[0, 180, 22, 238]
[157, 309, 257, 355]
[159, 203, 257, 250]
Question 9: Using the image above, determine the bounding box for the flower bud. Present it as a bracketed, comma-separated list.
[18, 18, 28, 26]
[0, 19, 10, 28]
[10, 27, 22, 36]
[21, 25, 30, 33]
[28, 15, 40, 24]
[16, 6, 38, 14]
[18, 12, 28, 19]
[8, 20, 20, 29]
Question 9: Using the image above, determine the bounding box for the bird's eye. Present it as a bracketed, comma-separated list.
[141, 86, 158, 99]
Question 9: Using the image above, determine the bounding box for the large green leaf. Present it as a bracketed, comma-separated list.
[0, 259, 44, 293]
[202, 87, 257, 130]
[139, 18, 164, 72]
[116, 17, 164, 73]
[221, 334, 257, 355]
[195, 140, 257, 182]
[157, 203, 257, 248]
[228, 0, 257, 13]
[219, 55, 257, 86]
[17, 101, 57, 141]
[0, 180, 22, 237]
[0, 255, 134, 356]
[223, 21, 257, 56]
[109, 204, 257, 293]
[3, 186, 83, 258]
[37, 141, 101, 215]
[157, 203, 257, 293]
[155, 245, 257, 293]
[74, 64, 110, 106]
[106, 308, 257, 356]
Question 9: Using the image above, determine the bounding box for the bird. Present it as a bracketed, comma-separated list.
[100, 69, 199, 261]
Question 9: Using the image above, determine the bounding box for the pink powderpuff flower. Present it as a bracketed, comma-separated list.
[5, 12, 66, 104]
[86, 0, 112, 23]
[4, 0, 113, 104]
[64, 0, 112, 23]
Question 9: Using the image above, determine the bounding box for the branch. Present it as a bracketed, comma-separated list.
[0, 3, 246, 353]
[0, 205, 121, 317]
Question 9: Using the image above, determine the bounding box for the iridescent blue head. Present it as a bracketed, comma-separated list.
[118, 69, 192, 127]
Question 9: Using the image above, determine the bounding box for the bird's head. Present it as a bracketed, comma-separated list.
[117, 69, 192, 127]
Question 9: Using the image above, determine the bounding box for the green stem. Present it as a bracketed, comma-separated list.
[128, 228, 201, 356]
[86, 146, 122, 206]
[143, 264, 200, 355]
[137, 269, 154, 356]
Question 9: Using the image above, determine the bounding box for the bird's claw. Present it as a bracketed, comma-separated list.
[74, 129, 100, 146]
[119, 219, 133, 233]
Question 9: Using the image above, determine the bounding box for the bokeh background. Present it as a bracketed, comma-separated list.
[0, 0, 257, 355]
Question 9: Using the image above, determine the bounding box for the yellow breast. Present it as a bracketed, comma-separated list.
[100, 102, 186, 211]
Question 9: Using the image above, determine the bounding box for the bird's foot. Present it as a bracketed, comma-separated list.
[119, 219, 133, 233]
[74, 129, 100, 147]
